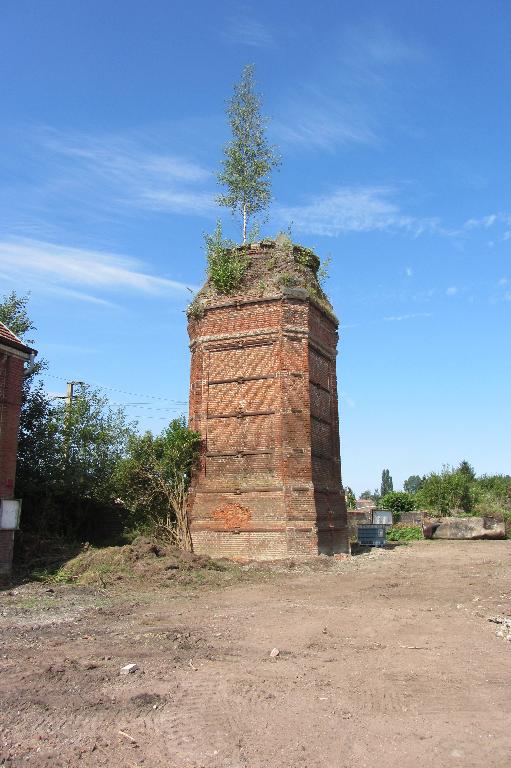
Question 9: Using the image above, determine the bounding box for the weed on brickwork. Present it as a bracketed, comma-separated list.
[205, 220, 249, 294]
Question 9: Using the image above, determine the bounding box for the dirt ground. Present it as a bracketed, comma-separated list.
[1, 540, 510, 768]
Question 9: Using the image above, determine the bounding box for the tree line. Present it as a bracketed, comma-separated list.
[345, 462, 511, 525]
[1, 292, 200, 550]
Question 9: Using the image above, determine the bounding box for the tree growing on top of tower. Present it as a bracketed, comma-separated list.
[217, 64, 280, 244]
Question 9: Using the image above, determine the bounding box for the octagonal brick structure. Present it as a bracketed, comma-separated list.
[187, 242, 349, 560]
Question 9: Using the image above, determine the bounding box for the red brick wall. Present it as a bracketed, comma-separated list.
[0, 530, 14, 577]
[0, 351, 25, 576]
[187, 247, 349, 560]
[0, 353, 24, 500]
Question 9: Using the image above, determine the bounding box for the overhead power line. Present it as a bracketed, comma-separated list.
[109, 403, 187, 412]
[44, 373, 187, 404]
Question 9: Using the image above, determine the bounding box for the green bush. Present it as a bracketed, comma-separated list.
[415, 466, 477, 515]
[380, 491, 415, 522]
[205, 220, 248, 294]
[386, 524, 424, 541]
[293, 245, 320, 272]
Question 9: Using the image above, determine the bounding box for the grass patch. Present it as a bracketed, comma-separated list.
[30, 567, 76, 584]
[18, 596, 57, 611]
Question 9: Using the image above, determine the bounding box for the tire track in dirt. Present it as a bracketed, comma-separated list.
[137, 671, 245, 767]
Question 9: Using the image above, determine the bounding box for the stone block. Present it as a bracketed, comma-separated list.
[423, 516, 506, 540]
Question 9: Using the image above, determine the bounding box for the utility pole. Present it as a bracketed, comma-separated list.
[53, 380, 85, 406]
[57, 381, 84, 462]
[65, 380, 85, 409]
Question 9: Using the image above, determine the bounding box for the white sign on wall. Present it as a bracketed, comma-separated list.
[0, 499, 21, 529]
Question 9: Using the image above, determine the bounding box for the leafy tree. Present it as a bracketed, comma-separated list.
[218, 64, 280, 243]
[1, 291, 135, 540]
[476, 474, 511, 500]
[403, 474, 424, 494]
[0, 291, 36, 340]
[457, 460, 476, 480]
[472, 474, 511, 528]
[380, 469, 393, 497]
[55, 385, 133, 506]
[115, 417, 201, 550]
[415, 466, 477, 516]
[18, 384, 133, 538]
[0, 291, 44, 377]
[380, 491, 415, 522]
[344, 486, 356, 509]
[359, 490, 375, 501]
[16, 380, 60, 507]
[381, 491, 415, 513]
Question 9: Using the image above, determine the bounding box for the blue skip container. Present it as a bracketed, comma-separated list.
[357, 524, 386, 547]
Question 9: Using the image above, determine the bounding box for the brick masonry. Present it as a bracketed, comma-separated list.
[187, 243, 349, 560]
[0, 326, 34, 577]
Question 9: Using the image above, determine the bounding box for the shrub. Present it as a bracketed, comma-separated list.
[114, 417, 201, 550]
[293, 245, 320, 272]
[205, 220, 248, 294]
[386, 524, 424, 541]
[278, 272, 298, 287]
[414, 466, 479, 515]
[380, 491, 415, 522]
[187, 300, 205, 321]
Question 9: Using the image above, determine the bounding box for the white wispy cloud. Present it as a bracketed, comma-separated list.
[273, 92, 375, 151]
[463, 213, 511, 231]
[446, 286, 458, 296]
[31, 129, 216, 218]
[278, 187, 439, 237]
[405, 266, 413, 277]
[274, 23, 423, 152]
[53, 139, 210, 183]
[224, 15, 274, 47]
[274, 113, 371, 151]
[139, 189, 216, 214]
[383, 312, 432, 322]
[0, 238, 196, 303]
[341, 22, 423, 74]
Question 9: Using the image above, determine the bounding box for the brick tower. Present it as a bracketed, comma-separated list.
[187, 238, 349, 559]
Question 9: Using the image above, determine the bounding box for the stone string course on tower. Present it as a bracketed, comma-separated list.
[187, 238, 349, 559]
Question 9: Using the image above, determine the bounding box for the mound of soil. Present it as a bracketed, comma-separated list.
[59, 536, 229, 587]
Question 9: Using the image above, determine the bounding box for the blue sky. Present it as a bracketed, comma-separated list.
[1, 0, 510, 494]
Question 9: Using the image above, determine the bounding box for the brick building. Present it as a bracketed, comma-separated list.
[187, 239, 349, 559]
[0, 322, 36, 577]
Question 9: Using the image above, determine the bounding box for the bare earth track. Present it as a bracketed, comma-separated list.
[1, 540, 510, 767]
